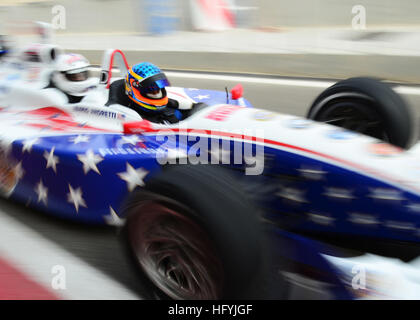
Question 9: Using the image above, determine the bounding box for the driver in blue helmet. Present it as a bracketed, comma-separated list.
[106, 62, 195, 124]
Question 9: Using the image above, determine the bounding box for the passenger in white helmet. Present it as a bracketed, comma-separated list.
[49, 53, 97, 103]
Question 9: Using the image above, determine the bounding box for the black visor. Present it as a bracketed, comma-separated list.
[132, 73, 170, 91]
[64, 70, 89, 82]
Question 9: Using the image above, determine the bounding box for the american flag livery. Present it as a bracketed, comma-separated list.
[1, 102, 420, 245]
[1, 56, 420, 244]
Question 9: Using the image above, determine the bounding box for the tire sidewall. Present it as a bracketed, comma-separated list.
[307, 77, 416, 149]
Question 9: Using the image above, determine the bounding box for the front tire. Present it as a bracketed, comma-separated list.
[307, 77, 416, 149]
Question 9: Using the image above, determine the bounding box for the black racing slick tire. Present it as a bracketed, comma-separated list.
[121, 164, 287, 300]
[307, 77, 416, 149]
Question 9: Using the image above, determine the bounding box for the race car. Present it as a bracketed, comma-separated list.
[1, 36, 420, 299]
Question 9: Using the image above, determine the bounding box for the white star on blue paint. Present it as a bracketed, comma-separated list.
[67, 184, 87, 213]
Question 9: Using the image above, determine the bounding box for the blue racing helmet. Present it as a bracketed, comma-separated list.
[125, 62, 171, 112]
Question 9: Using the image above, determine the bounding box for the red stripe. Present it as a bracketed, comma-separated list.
[0, 257, 59, 300]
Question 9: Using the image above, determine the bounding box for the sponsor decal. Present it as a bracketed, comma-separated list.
[327, 129, 358, 140]
[286, 118, 312, 129]
[205, 105, 241, 121]
[98, 147, 160, 157]
[73, 106, 126, 120]
[368, 142, 403, 157]
[252, 110, 276, 121]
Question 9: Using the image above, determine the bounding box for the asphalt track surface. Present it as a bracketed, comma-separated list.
[2, 71, 420, 299]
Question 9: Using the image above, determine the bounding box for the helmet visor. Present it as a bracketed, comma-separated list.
[140, 83, 166, 96]
[134, 73, 170, 90]
[131, 73, 170, 98]
[64, 70, 89, 82]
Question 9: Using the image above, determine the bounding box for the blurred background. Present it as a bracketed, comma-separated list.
[1, 0, 420, 83]
[0, 0, 420, 83]
[1, 0, 420, 32]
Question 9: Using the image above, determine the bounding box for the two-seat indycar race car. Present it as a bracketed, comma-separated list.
[2, 34, 420, 299]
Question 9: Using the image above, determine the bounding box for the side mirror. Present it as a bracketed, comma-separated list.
[231, 84, 244, 100]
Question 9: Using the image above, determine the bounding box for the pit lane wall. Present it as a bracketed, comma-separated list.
[1, 0, 419, 35]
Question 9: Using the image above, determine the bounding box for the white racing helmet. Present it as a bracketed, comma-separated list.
[52, 53, 96, 97]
